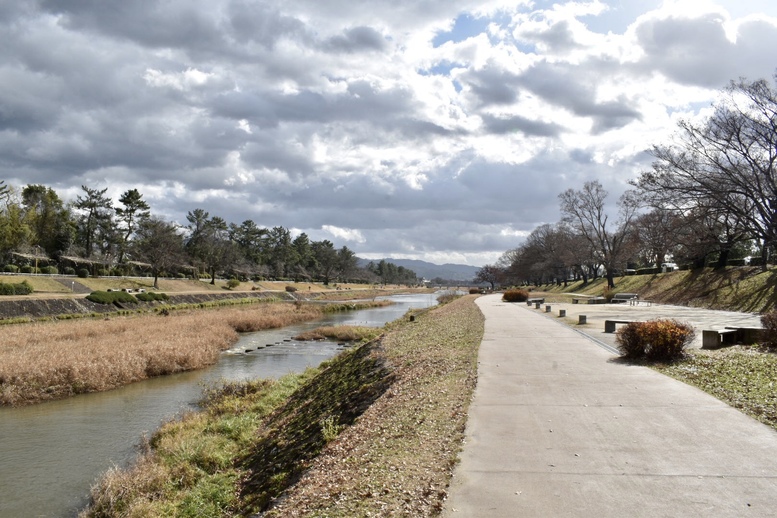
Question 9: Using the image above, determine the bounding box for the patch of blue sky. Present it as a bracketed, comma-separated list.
[666, 101, 714, 116]
[433, 13, 490, 47]
[418, 62, 463, 77]
[578, 0, 662, 34]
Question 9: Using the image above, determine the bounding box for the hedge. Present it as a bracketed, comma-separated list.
[86, 291, 138, 305]
[0, 281, 33, 295]
[135, 292, 169, 302]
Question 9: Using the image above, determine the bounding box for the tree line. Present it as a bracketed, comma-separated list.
[0, 183, 419, 288]
[475, 73, 777, 289]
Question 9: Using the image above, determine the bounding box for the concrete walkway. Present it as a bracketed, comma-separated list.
[443, 294, 777, 517]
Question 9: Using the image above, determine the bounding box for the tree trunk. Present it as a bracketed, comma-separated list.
[716, 247, 730, 269]
[606, 269, 615, 289]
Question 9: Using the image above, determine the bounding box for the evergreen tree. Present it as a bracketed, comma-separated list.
[115, 189, 150, 263]
[74, 186, 113, 258]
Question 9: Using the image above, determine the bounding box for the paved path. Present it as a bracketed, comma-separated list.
[444, 294, 777, 517]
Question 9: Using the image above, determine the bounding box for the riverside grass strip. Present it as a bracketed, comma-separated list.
[654, 346, 777, 430]
[79, 294, 484, 517]
[0, 303, 324, 406]
[293, 325, 382, 342]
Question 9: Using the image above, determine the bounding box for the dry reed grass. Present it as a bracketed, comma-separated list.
[0, 303, 323, 406]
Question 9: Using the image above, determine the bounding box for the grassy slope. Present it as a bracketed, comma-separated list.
[535, 266, 777, 313]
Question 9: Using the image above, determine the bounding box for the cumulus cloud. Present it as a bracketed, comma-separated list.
[0, 0, 776, 266]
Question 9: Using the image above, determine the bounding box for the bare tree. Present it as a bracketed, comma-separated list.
[559, 181, 638, 288]
[632, 209, 681, 268]
[634, 74, 777, 266]
[474, 264, 505, 290]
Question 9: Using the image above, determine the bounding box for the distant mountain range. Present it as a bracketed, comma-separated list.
[357, 258, 480, 282]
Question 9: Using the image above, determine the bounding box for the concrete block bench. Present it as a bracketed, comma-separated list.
[611, 293, 638, 304]
[702, 327, 765, 349]
[702, 329, 738, 349]
[573, 296, 607, 304]
[604, 319, 639, 333]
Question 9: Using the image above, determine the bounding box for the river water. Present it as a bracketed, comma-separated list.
[0, 293, 439, 518]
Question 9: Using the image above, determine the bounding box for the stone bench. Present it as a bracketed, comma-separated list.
[604, 319, 639, 333]
[611, 293, 638, 304]
[573, 296, 607, 304]
[526, 298, 545, 306]
[702, 327, 764, 349]
[701, 329, 738, 349]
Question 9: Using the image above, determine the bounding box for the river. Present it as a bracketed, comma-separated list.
[0, 292, 440, 518]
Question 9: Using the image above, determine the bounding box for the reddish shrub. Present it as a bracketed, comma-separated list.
[615, 321, 647, 359]
[615, 319, 695, 362]
[502, 289, 529, 302]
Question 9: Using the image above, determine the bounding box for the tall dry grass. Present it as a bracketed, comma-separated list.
[0, 303, 323, 406]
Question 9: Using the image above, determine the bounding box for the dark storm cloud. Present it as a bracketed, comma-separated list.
[324, 27, 388, 53]
[465, 66, 520, 106]
[481, 113, 565, 137]
[519, 20, 582, 53]
[228, 1, 308, 48]
[634, 13, 777, 87]
[517, 62, 642, 133]
[40, 0, 225, 51]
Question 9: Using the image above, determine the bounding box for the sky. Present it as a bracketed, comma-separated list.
[2, 1, 777, 267]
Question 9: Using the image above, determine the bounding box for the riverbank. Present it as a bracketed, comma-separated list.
[80, 294, 484, 516]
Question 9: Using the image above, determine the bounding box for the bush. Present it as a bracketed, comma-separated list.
[226, 278, 240, 290]
[3, 265, 18, 273]
[437, 292, 460, 304]
[63, 267, 76, 275]
[285, 286, 297, 293]
[614, 322, 646, 359]
[760, 310, 777, 349]
[42, 266, 58, 275]
[77, 268, 90, 278]
[136, 292, 169, 302]
[20, 265, 32, 274]
[86, 291, 138, 305]
[726, 259, 746, 267]
[502, 289, 529, 302]
[603, 287, 615, 303]
[469, 288, 482, 294]
[0, 281, 34, 295]
[616, 319, 695, 362]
